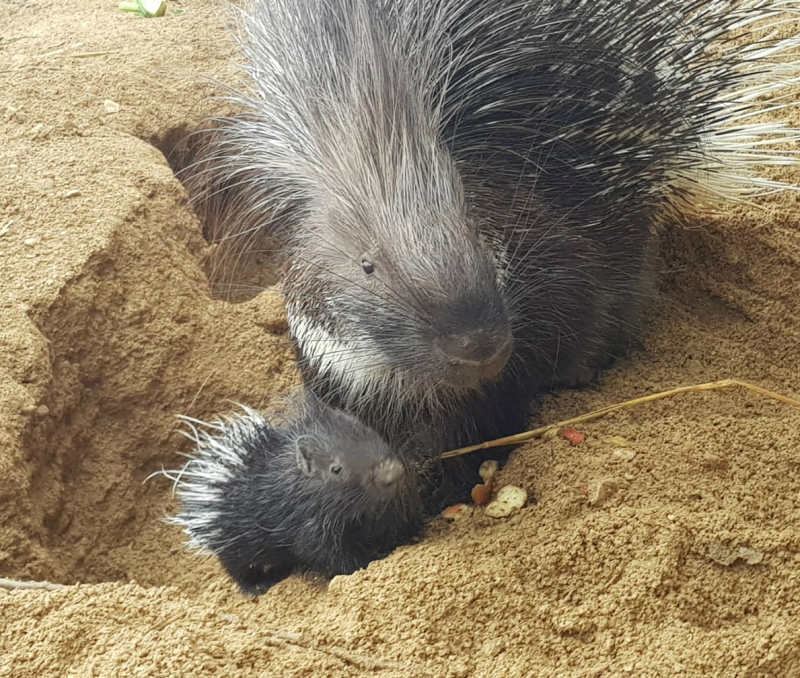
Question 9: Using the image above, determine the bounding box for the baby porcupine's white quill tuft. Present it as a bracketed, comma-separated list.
[161, 410, 266, 551]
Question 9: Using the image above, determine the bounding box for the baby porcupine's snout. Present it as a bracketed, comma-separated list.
[371, 458, 405, 489]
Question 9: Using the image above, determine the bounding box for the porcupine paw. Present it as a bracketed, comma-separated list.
[553, 362, 603, 390]
[218, 554, 297, 596]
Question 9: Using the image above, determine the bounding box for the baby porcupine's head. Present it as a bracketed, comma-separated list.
[287, 394, 407, 507]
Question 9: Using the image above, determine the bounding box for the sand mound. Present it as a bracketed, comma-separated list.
[1, 2, 799, 676]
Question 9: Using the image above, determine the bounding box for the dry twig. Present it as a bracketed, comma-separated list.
[441, 378, 800, 459]
[0, 577, 69, 592]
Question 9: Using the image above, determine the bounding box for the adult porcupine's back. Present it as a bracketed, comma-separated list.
[188, 1, 800, 488]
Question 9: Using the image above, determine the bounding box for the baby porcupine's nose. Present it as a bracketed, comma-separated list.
[435, 329, 513, 389]
[372, 458, 404, 488]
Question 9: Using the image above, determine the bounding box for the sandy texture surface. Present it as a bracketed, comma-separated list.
[1, 1, 799, 676]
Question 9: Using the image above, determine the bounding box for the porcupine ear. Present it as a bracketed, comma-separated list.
[294, 437, 315, 476]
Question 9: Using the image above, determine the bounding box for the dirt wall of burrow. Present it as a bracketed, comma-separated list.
[0, 1, 299, 585]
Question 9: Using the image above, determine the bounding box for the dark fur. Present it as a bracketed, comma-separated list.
[167, 399, 423, 594]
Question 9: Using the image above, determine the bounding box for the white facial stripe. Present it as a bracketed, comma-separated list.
[287, 305, 380, 403]
[286, 304, 449, 417]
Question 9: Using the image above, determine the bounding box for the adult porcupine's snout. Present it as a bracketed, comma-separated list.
[434, 332, 513, 388]
[349, 239, 514, 394]
[428, 292, 513, 390]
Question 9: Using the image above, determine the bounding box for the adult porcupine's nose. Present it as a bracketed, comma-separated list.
[435, 329, 513, 389]
[372, 458, 404, 488]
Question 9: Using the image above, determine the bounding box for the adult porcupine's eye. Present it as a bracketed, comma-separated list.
[330, 463, 343, 475]
[360, 258, 375, 275]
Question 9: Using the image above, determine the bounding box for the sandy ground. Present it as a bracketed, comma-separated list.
[1, 1, 800, 676]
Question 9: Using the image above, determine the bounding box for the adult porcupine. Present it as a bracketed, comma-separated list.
[188, 0, 800, 558]
[164, 395, 423, 593]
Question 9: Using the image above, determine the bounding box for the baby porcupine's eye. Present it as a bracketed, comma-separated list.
[360, 257, 375, 275]
[329, 463, 343, 475]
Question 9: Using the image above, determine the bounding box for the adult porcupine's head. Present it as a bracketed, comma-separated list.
[285, 156, 514, 410]
[279, 7, 513, 408]
[193, 0, 514, 412]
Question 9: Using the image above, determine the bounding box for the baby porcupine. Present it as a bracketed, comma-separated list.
[184, 0, 800, 574]
[164, 396, 422, 594]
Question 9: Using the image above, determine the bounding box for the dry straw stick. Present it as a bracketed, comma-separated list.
[0, 577, 68, 592]
[440, 378, 800, 459]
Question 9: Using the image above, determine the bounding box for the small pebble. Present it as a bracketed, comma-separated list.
[103, 99, 121, 114]
[441, 504, 471, 521]
[736, 547, 764, 565]
[21, 404, 50, 416]
[485, 485, 527, 518]
[561, 428, 585, 445]
[707, 541, 764, 566]
[478, 460, 498, 484]
[611, 448, 636, 462]
[588, 478, 619, 506]
[62, 189, 81, 199]
[702, 454, 729, 471]
[23, 236, 40, 247]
